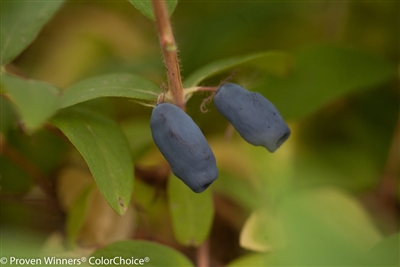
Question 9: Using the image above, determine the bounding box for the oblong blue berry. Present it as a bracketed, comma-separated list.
[150, 103, 218, 193]
[214, 83, 290, 152]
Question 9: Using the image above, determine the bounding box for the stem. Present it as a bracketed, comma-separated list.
[196, 86, 218, 93]
[152, 0, 185, 110]
[196, 240, 210, 267]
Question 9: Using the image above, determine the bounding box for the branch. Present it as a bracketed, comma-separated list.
[152, 0, 185, 110]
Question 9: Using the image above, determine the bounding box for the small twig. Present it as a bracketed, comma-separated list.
[196, 240, 210, 267]
[219, 70, 238, 85]
[152, 0, 185, 110]
[196, 86, 218, 93]
[200, 93, 217, 113]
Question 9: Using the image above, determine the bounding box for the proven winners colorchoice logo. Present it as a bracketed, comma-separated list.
[1, 256, 151, 265]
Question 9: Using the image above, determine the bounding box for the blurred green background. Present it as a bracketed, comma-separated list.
[1, 0, 399, 266]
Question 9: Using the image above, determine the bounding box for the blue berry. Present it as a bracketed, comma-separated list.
[214, 83, 290, 152]
[150, 103, 218, 193]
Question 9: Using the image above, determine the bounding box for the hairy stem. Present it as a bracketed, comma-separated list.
[152, 0, 185, 110]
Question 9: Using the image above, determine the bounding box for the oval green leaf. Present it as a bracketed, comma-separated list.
[91, 240, 194, 267]
[276, 188, 383, 265]
[167, 175, 214, 247]
[255, 45, 397, 120]
[183, 51, 293, 87]
[128, 0, 178, 21]
[61, 73, 160, 108]
[50, 107, 133, 215]
[1, 0, 64, 65]
[1, 73, 61, 132]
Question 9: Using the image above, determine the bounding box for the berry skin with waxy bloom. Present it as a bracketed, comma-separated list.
[214, 83, 291, 152]
[150, 103, 218, 193]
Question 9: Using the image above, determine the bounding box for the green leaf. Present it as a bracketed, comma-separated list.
[1, 73, 61, 132]
[239, 209, 285, 252]
[1, 0, 64, 65]
[128, 0, 178, 21]
[256, 45, 397, 120]
[120, 120, 154, 161]
[91, 240, 194, 267]
[207, 138, 262, 208]
[276, 188, 383, 266]
[227, 253, 270, 267]
[183, 51, 293, 87]
[167, 175, 214, 247]
[212, 170, 259, 210]
[50, 107, 133, 215]
[66, 185, 94, 247]
[293, 87, 398, 192]
[61, 73, 160, 108]
[368, 232, 400, 266]
[245, 136, 295, 204]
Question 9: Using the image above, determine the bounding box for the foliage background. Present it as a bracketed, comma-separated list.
[1, 0, 399, 266]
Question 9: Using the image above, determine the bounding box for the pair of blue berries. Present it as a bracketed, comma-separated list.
[150, 83, 291, 193]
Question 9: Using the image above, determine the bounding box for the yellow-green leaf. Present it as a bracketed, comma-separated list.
[167, 175, 214, 246]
